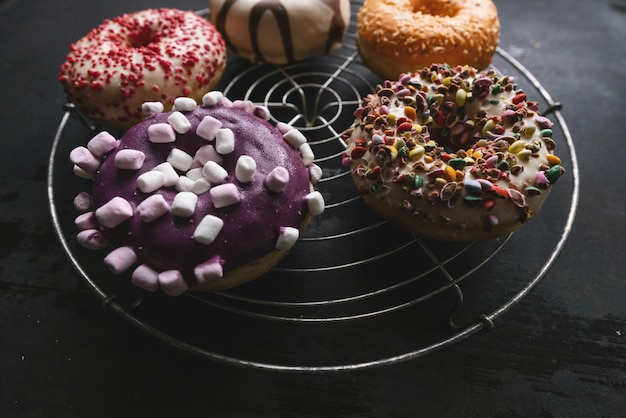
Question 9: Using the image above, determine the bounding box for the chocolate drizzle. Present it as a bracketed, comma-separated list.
[250, 0, 294, 63]
[214, 0, 347, 63]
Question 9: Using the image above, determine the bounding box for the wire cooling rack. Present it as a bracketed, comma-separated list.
[48, 2, 579, 371]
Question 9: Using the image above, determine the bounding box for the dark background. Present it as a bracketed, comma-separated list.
[1, 0, 625, 416]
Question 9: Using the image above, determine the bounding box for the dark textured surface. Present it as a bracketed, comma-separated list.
[1, 0, 625, 417]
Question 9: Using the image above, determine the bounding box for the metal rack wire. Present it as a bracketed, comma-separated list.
[48, 1, 579, 372]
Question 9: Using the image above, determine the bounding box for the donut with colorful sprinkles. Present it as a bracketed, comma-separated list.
[58, 8, 227, 131]
[341, 64, 565, 241]
[70, 92, 325, 295]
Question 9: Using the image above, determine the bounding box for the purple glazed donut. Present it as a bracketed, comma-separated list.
[70, 92, 324, 296]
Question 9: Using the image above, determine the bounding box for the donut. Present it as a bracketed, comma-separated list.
[58, 8, 227, 131]
[70, 92, 325, 295]
[356, 0, 500, 80]
[341, 64, 565, 241]
[209, 0, 351, 64]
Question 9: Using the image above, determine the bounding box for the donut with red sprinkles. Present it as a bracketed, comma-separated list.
[59, 8, 227, 131]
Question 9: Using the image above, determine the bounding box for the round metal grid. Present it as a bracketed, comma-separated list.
[47, 2, 579, 372]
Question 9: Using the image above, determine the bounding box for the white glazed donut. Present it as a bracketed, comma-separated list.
[341, 64, 565, 241]
[209, 0, 351, 64]
[59, 8, 227, 131]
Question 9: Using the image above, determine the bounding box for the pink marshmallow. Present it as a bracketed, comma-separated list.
[194, 256, 224, 283]
[265, 166, 290, 193]
[75, 211, 96, 230]
[114, 149, 145, 170]
[158, 270, 188, 296]
[209, 183, 241, 208]
[131, 264, 160, 292]
[70, 146, 101, 175]
[194, 144, 223, 165]
[95, 196, 133, 228]
[87, 131, 118, 157]
[196, 115, 222, 140]
[232, 100, 255, 114]
[136, 194, 170, 222]
[103, 246, 137, 274]
[147, 123, 176, 143]
[276, 122, 293, 134]
[76, 229, 108, 250]
[73, 192, 92, 212]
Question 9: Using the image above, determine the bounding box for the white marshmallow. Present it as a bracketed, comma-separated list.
[308, 164, 323, 184]
[191, 178, 212, 195]
[137, 170, 165, 193]
[283, 129, 307, 148]
[171, 191, 198, 217]
[193, 215, 224, 245]
[275, 226, 299, 251]
[254, 106, 271, 120]
[186, 167, 204, 181]
[168, 111, 191, 134]
[215, 128, 235, 154]
[173, 97, 197, 112]
[202, 91, 224, 107]
[152, 162, 179, 187]
[235, 155, 256, 183]
[141, 101, 164, 116]
[167, 148, 193, 172]
[306, 191, 325, 216]
[175, 176, 195, 192]
[299, 143, 315, 166]
[202, 161, 228, 184]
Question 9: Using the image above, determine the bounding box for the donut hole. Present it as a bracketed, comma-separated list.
[126, 24, 161, 48]
[410, 0, 460, 17]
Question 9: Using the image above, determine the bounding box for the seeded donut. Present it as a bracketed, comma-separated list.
[59, 8, 227, 131]
[357, 0, 500, 79]
[341, 64, 565, 241]
[209, 0, 351, 64]
[70, 92, 325, 295]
